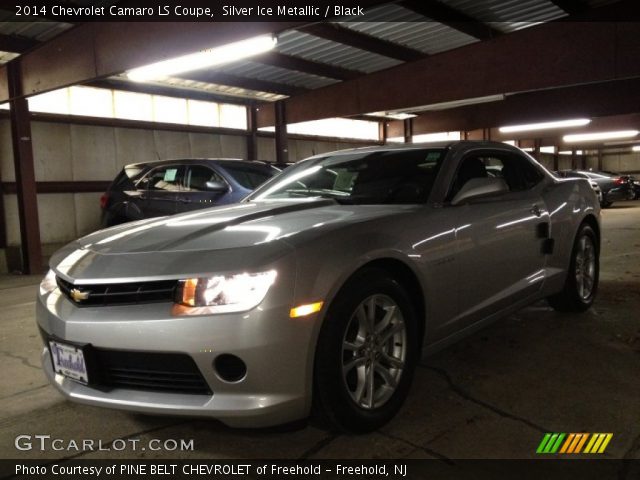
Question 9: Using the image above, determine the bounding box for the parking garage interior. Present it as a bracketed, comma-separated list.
[1, 0, 639, 464]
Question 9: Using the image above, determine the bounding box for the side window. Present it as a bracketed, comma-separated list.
[184, 165, 225, 192]
[500, 153, 544, 191]
[448, 152, 543, 200]
[447, 154, 494, 200]
[139, 166, 184, 192]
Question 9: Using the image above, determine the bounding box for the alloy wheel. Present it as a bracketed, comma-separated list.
[575, 235, 596, 300]
[341, 294, 407, 410]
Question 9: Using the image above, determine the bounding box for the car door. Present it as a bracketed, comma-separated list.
[176, 164, 232, 213]
[444, 149, 548, 331]
[136, 164, 185, 218]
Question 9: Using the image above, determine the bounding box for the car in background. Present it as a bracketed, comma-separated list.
[555, 170, 634, 207]
[552, 171, 602, 204]
[39, 142, 600, 432]
[101, 159, 280, 226]
[621, 174, 640, 200]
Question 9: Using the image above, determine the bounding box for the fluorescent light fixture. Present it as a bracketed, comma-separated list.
[564, 130, 639, 143]
[633, 146, 640, 152]
[413, 131, 461, 143]
[368, 111, 417, 120]
[559, 150, 583, 155]
[128, 35, 277, 82]
[540, 146, 556, 154]
[499, 118, 590, 133]
[392, 94, 505, 115]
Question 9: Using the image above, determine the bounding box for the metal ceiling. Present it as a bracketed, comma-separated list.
[0, 50, 18, 64]
[0, 19, 72, 41]
[337, 4, 479, 55]
[276, 29, 402, 74]
[442, 0, 567, 32]
[0, 0, 619, 102]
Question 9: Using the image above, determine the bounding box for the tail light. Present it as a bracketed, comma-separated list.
[613, 177, 625, 185]
[100, 193, 109, 209]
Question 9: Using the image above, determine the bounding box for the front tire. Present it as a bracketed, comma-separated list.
[313, 269, 419, 433]
[547, 224, 599, 312]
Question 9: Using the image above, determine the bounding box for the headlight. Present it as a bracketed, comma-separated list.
[39, 269, 57, 295]
[174, 270, 277, 315]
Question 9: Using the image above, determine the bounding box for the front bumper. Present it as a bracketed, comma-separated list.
[36, 267, 318, 428]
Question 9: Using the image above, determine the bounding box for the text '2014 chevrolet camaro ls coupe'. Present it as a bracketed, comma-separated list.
[37, 141, 600, 432]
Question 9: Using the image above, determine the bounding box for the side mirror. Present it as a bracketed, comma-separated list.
[205, 181, 229, 193]
[451, 177, 509, 206]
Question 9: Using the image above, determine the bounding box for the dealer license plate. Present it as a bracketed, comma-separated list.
[49, 340, 89, 384]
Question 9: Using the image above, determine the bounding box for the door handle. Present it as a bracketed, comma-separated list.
[530, 204, 542, 217]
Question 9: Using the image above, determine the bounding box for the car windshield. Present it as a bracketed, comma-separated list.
[221, 163, 279, 189]
[248, 148, 445, 205]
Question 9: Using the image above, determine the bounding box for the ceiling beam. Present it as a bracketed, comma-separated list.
[299, 23, 425, 62]
[176, 71, 308, 97]
[256, 1, 640, 127]
[89, 78, 253, 105]
[401, 0, 502, 41]
[0, 21, 308, 103]
[0, 33, 38, 54]
[385, 78, 640, 137]
[252, 51, 361, 80]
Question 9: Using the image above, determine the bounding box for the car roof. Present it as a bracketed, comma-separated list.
[124, 158, 274, 169]
[299, 140, 527, 161]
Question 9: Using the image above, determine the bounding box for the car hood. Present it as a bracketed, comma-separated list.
[51, 200, 413, 282]
[79, 199, 408, 254]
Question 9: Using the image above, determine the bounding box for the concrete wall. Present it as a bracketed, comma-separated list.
[592, 152, 640, 173]
[256, 136, 367, 162]
[0, 118, 373, 257]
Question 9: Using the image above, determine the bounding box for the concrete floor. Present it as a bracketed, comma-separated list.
[1, 203, 639, 460]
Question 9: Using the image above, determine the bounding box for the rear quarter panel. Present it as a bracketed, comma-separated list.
[543, 177, 600, 294]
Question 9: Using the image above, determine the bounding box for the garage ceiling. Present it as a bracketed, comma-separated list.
[0, 0, 637, 150]
[0, 0, 621, 103]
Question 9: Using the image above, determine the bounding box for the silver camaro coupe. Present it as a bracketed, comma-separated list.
[37, 141, 600, 432]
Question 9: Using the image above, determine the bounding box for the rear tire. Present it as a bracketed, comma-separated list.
[601, 200, 612, 208]
[547, 224, 599, 312]
[313, 268, 419, 433]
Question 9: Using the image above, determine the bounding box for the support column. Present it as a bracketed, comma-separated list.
[0, 89, 6, 248]
[533, 138, 541, 161]
[246, 103, 258, 161]
[403, 118, 413, 143]
[274, 100, 288, 164]
[379, 121, 387, 145]
[7, 61, 42, 274]
[597, 149, 603, 171]
[571, 148, 578, 170]
[553, 147, 559, 171]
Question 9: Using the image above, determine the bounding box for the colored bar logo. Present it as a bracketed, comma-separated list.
[537, 433, 612, 454]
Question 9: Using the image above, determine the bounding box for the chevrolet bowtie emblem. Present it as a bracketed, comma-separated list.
[70, 288, 90, 302]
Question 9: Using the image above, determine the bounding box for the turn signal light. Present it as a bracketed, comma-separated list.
[290, 301, 324, 318]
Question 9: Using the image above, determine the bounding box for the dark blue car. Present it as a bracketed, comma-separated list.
[101, 159, 281, 227]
